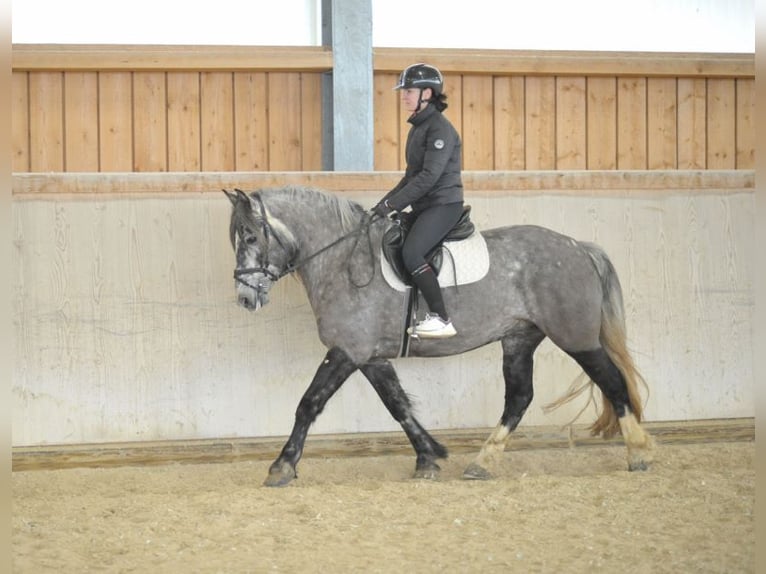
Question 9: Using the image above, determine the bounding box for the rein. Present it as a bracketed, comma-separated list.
[234, 192, 377, 289]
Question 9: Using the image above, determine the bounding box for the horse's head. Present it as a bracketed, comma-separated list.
[224, 189, 296, 311]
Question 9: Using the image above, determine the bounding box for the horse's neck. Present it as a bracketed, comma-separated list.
[268, 193, 361, 272]
[272, 199, 349, 246]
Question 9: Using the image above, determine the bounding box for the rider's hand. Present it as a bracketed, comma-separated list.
[371, 200, 396, 220]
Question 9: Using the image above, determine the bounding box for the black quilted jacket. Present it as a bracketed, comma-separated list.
[382, 104, 463, 214]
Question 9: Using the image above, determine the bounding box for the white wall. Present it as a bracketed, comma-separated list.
[373, 0, 755, 52]
[12, 183, 755, 446]
[12, 0, 755, 52]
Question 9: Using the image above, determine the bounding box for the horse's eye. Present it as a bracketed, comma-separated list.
[245, 235, 257, 246]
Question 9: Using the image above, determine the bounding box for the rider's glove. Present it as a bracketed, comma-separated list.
[371, 200, 396, 220]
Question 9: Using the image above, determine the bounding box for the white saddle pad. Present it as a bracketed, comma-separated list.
[381, 231, 490, 292]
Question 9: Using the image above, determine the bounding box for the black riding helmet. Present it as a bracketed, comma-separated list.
[394, 63, 444, 96]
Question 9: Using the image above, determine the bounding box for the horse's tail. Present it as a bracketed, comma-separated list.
[545, 242, 648, 439]
[583, 242, 647, 438]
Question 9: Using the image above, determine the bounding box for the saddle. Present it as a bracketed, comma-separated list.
[382, 205, 475, 285]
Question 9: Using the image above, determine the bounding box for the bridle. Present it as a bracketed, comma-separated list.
[233, 191, 376, 291]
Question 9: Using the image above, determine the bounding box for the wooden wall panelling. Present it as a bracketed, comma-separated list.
[29, 72, 64, 172]
[64, 72, 99, 172]
[373, 72, 400, 171]
[461, 74, 494, 170]
[300, 73, 323, 170]
[706, 79, 736, 169]
[166, 72, 201, 171]
[617, 77, 647, 169]
[586, 77, 617, 169]
[11, 46, 755, 175]
[524, 76, 556, 170]
[735, 78, 755, 169]
[267, 73, 302, 170]
[647, 78, 678, 169]
[234, 72, 269, 171]
[200, 72, 235, 171]
[677, 78, 707, 169]
[555, 76, 586, 169]
[12, 72, 30, 172]
[492, 76, 525, 170]
[443, 73, 462, 170]
[133, 72, 168, 172]
[98, 72, 133, 172]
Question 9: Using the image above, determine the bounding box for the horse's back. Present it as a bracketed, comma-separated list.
[471, 224, 607, 350]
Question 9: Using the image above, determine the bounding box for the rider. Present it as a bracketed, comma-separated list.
[372, 63, 464, 339]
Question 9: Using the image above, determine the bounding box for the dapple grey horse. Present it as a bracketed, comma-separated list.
[224, 186, 654, 487]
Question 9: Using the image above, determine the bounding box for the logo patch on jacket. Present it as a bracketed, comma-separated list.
[433, 139, 445, 150]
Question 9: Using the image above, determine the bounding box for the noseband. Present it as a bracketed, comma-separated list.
[233, 191, 376, 291]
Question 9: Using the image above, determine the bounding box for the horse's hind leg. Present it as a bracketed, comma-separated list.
[568, 348, 654, 471]
[264, 346, 358, 487]
[360, 359, 448, 480]
[464, 323, 545, 480]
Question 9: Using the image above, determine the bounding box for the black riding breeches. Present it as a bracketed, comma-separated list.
[401, 202, 464, 273]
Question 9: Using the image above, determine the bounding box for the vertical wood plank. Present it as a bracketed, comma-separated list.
[64, 72, 99, 171]
[647, 78, 677, 169]
[461, 75, 494, 170]
[735, 78, 754, 169]
[167, 72, 201, 171]
[233, 72, 268, 171]
[556, 76, 586, 169]
[493, 76, 525, 170]
[707, 79, 736, 169]
[586, 77, 617, 169]
[617, 77, 647, 169]
[525, 76, 556, 170]
[267, 73, 302, 170]
[200, 72, 234, 171]
[98, 72, 133, 172]
[443, 73, 463, 169]
[374, 72, 401, 171]
[300, 73, 323, 170]
[12, 72, 30, 172]
[677, 78, 706, 169]
[133, 72, 167, 172]
[29, 72, 64, 172]
[395, 86, 410, 171]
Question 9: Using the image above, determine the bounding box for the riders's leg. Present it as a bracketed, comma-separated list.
[465, 322, 545, 480]
[264, 346, 358, 487]
[402, 204, 463, 336]
[360, 358, 447, 479]
[410, 263, 448, 319]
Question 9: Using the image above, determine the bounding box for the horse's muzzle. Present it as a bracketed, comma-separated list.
[235, 276, 271, 311]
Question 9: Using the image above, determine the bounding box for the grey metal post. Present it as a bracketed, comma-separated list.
[321, 0, 374, 171]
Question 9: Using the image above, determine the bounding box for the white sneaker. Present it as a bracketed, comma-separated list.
[408, 313, 457, 339]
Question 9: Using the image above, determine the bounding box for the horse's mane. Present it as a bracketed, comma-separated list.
[265, 185, 364, 232]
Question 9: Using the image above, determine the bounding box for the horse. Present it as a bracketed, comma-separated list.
[224, 186, 655, 487]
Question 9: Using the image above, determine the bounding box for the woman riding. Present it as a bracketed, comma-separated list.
[372, 63, 464, 339]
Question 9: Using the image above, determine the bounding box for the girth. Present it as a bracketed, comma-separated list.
[382, 205, 475, 285]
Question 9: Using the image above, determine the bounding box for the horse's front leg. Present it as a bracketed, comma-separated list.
[360, 358, 448, 480]
[264, 347, 358, 487]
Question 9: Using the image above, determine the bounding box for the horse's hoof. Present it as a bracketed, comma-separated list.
[628, 460, 649, 472]
[462, 463, 492, 480]
[413, 467, 440, 480]
[413, 460, 441, 480]
[263, 463, 297, 487]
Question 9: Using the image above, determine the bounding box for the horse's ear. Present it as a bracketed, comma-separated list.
[234, 188, 250, 203]
[223, 188, 254, 211]
[223, 189, 238, 206]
